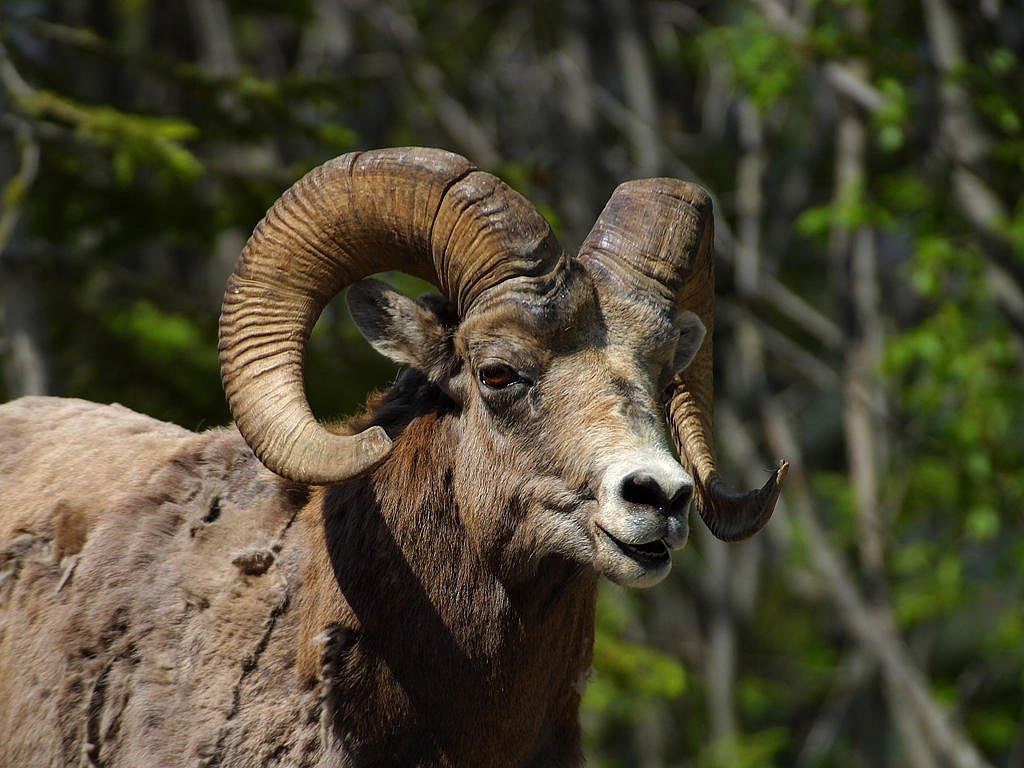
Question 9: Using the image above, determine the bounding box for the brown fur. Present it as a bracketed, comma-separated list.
[0, 262, 703, 766]
[0, 382, 595, 767]
[0, 397, 319, 767]
[300, 379, 596, 765]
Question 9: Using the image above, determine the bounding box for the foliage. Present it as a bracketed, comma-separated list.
[585, 585, 688, 717]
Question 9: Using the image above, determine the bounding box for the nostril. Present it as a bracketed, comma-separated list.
[620, 471, 670, 510]
[667, 484, 693, 516]
[620, 470, 693, 515]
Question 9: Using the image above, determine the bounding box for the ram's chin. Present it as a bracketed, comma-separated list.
[593, 527, 672, 588]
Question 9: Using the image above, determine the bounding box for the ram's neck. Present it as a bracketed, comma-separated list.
[296, 386, 597, 767]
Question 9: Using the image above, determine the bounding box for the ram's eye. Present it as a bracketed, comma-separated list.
[478, 363, 520, 390]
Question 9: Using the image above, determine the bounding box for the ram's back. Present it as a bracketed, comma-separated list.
[0, 397, 321, 767]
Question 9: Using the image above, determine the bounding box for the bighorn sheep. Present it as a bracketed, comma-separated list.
[0, 147, 786, 767]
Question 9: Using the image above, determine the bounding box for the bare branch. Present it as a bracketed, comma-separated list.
[602, 0, 660, 176]
[921, 0, 1024, 337]
[411, 63, 501, 169]
[764, 403, 994, 768]
[826, 28, 890, 601]
[588, 52, 845, 351]
[821, 62, 888, 113]
[0, 40, 35, 107]
[187, 0, 241, 78]
[756, 276, 845, 350]
[549, 9, 600, 238]
[735, 100, 764, 300]
[725, 304, 840, 389]
[796, 650, 876, 766]
[751, 0, 1024, 346]
[298, 0, 355, 74]
[885, 673, 941, 768]
[361, 3, 501, 168]
[0, 119, 38, 260]
[0, 112, 47, 397]
[748, 0, 807, 41]
[750, 0, 888, 113]
[699, 517, 739, 745]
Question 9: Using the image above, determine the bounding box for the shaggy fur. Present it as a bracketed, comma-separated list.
[0, 381, 595, 767]
[0, 152, 781, 767]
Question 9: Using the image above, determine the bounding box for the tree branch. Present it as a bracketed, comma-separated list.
[796, 649, 876, 766]
[763, 402, 994, 768]
[753, 0, 1024, 341]
[557, 21, 844, 354]
[0, 118, 38, 261]
[602, 0, 660, 176]
[825, 19, 890, 605]
[750, 0, 888, 112]
[0, 37, 48, 395]
[921, 0, 1024, 338]
[363, 2, 502, 168]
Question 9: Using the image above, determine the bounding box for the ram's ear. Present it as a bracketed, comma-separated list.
[672, 310, 706, 374]
[347, 279, 457, 380]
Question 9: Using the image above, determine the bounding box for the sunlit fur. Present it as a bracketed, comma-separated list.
[295, 269, 699, 763]
[0, 267, 704, 767]
[298, 378, 597, 764]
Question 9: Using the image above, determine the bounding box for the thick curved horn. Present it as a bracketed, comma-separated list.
[219, 147, 564, 484]
[577, 179, 787, 541]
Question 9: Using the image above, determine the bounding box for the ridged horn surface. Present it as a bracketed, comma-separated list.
[219, 147, 564, 484]
[577, 178, 786, 541]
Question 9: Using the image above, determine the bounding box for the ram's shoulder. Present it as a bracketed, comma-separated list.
[0, 396, 283, 551]
[0, 398, 313, 766]
[0, 395, 195, 460]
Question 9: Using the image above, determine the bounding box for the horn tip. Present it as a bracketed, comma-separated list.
[330, 425, 393, 483]
[697, 459, 788, 543]
[260, 425, 394, 486]
[761, 457, 789, 522]
[361, 424, 394, 460]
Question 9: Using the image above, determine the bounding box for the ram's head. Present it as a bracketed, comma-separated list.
[218, 148, 786, 586]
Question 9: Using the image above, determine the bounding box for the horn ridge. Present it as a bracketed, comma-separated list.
[577, 177, 786, 541]
[219, 147, 562, 484]
[695, 461, 789, 542]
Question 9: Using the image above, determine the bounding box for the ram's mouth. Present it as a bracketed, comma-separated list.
[594, 524, 672, 587]
[602, 529, 670, 566]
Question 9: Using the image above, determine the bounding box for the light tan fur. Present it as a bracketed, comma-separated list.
[0, 384, 597, 767]
[0, 398, 323, 766]
[0, 151, 786, 767]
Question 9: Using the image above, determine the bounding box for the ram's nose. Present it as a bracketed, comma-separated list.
[617, 465, 692, 549]
[619, 468, 693, 516]
[599, 457, 693, 547]
[592, 455, 693, 587]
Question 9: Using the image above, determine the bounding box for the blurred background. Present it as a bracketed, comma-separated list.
[1, 1, 1022, 765]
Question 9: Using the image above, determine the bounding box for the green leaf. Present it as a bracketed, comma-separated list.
[795, 205, 833, 239]
[965, 505, 999, 541]
[698, 728, 789, 768]
[967, 708, 1018, 751]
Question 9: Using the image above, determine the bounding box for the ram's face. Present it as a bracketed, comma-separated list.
[221, 149, 784, 570]
[348, 265, 705, 588]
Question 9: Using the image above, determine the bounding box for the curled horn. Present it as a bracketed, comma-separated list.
[219, 147, 564, 484]
[577, 179, 787, 541]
